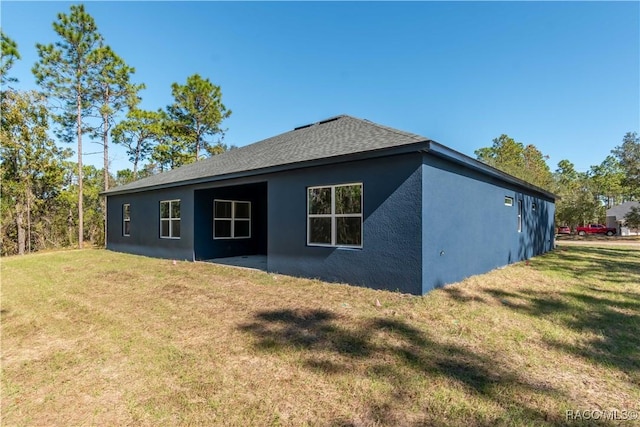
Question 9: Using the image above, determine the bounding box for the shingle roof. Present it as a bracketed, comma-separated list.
[606, 201, 640, 219]
[104, 115, 429, 194]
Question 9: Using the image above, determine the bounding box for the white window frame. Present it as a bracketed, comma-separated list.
[517, 199, 523, 232]
[160, 199, 181, 239]
[123, 203, 131, 237]
[213, 199, 251, 239]
[307, 182, 363, 248]
[504, 196, 514, 207]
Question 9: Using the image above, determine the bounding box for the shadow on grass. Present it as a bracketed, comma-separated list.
[544, 246, 640, 285]
[237, 245, 637, 424]
[447, 245, 640, 384]
[239, 310, 571, 425]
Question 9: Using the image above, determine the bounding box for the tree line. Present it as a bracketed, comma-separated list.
[475, 132, 640, 229]
[2, 4, 639, 256]
[1, 5, 231, 256]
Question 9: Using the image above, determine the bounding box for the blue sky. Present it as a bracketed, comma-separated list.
[3, 1, 639, 175]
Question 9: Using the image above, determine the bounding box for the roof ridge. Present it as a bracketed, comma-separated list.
[341, 114, 429, 142]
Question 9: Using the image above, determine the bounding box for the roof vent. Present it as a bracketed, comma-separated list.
[294, 115, 343, 131]
[318, 116, 342, 125]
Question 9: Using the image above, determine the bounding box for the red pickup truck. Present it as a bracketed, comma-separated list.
[576, 224, 616, 236]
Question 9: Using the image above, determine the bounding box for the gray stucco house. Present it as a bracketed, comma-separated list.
[104, 115, 556, 295]
[606, 201, 640, 235]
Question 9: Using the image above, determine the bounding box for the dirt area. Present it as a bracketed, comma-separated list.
[556, 235, 640, 247]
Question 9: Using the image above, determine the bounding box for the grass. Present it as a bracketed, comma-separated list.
[2, 245, 639, 426]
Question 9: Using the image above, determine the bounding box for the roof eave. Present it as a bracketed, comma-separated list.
[424, 141, 558, 201]
[103, 140, 431, 196]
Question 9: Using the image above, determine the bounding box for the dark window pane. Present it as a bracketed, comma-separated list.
[336, 185, 362, 214]
[172, 220, 181, 238]
[234, 202, 250, 219]
[215, 220, 232, 238]
[336, 217, 362, 246]
[161, 220, 170, 237]
[309, 217, 332, 244]
[308, 187, 331, 214]
[234, 220, 250, 238]
[518, 200, 522, 232]
[215, 201, 232, 219]
[171, 201, 181, 219]
[124, 221, 130, 236]
[160, 202, 169, 218]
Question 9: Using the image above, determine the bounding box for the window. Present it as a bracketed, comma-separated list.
[123, 204, 131, 236]
[504, 196, 513, 206]
[160, 200, 181, 239]
[214, 200, 251, 239]
[307, 183, 362, 248]
[517, 199, 522, 232]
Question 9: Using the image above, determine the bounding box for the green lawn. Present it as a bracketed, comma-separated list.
[2, 245, 639, 426]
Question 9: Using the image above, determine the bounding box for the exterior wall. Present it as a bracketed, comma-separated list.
[421, 153, 555, 293]
[267, 153, 423, 295]
[108, 153, 424, 294]
[106, 187, 195, 261]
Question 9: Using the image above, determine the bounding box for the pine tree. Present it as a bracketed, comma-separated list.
[0, 30, 20, 85]
[33, 4, 104, 248]
[112, 108, 164, 176]
[475, 134, 553, 191]
[167, 74, 231, 162]
[90, 45, 143, 191]
[612, 132, 640, 200]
